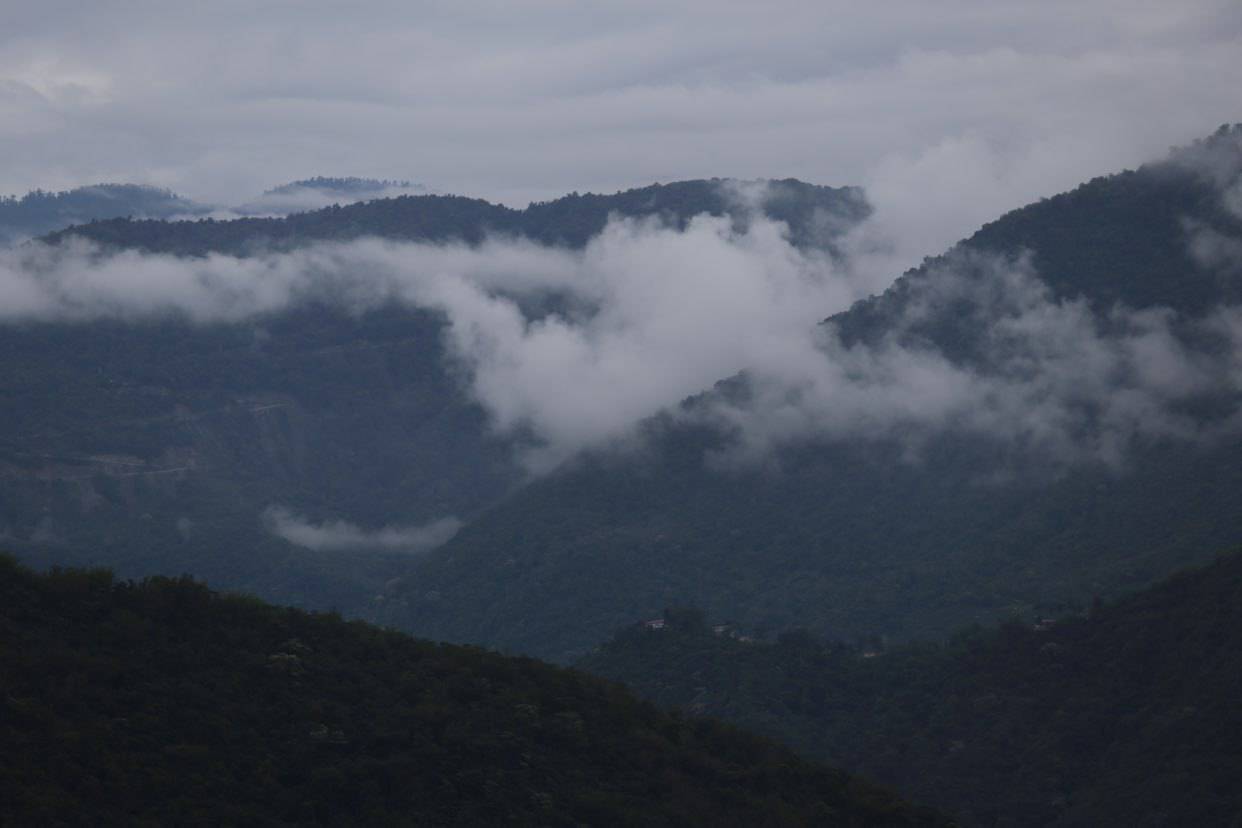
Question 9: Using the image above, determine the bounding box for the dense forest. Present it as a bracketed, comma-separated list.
[0, 554, 948, 827]
[579, 550, 1242, 827]
[379, 126, 1242, 661]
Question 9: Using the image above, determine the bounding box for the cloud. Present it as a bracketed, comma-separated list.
[697, 250, 1242, 469]
[264, 506, 462, 552]
[0, 206, 877, 469]
[2, 162, 1240, 475]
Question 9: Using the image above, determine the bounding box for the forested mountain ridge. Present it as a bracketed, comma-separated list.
[0, 183, 209, 244]
[46, 177, 867, 254]
[378, 126, 1242, 662]
[234, 177, 431, 216]
[1, 177, 865, 615]
[0, 554, 950, 827]
[578, 549, 1242, 827]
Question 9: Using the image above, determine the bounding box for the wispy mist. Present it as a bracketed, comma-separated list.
[264, 507, 462, 553]
[699, 251, 1242, 468]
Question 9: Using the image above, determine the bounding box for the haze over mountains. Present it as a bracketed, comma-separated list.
[0, 177, 433, 244]
[3, 118, 1242, 825]
[378, 125, 1242, 660]
[6, 2, 1241, 823]
[3, 131, 1241, 638]
[0, 178, 865, 610]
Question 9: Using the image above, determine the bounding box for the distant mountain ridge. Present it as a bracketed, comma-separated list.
[46, 177, 868, 254]
[234, 176, 431, 216]
[265, 176, 422, 195]
[0, 183, 210, 244]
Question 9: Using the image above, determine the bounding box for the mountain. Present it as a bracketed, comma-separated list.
[0, 184, 209, 244]
[0, 554, 949, 827]
[578, 549, 1242, 827]
[48, 177, 866, 254]
[234, 177, 431, 216]
[2, 178, 865, 613]
[377, 126, 1242, 661]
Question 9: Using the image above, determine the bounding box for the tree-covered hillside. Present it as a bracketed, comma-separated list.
[578, 550, 1242, 827]
[0, 184, 208, 244]
[380, 126, 1242, 661]
[48, 177, 866, 254]
[0, 554, 948, 827]
[0, 303, 518, 610]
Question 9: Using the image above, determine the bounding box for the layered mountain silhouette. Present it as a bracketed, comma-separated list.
[0, 554, 947, 826]
[579, 549, 1242, 826]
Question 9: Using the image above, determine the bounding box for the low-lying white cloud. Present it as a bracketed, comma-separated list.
[0, 210, 876, 469]
[700, 252, 1242, 469]
[264, 506, 462, 552]
[2, 160, 1241, 474]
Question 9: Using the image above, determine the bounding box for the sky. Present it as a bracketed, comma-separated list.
[2, 1, 1240, 229]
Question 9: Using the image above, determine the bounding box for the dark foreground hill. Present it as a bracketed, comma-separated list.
[0, 555, 948, 827]
[579, 550, 1242, 827]
[380, 126, 1242, 661]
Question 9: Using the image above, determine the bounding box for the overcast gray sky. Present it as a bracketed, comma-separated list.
[2, 0, 1240, 225]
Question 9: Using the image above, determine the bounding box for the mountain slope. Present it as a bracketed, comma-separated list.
[0, 303, 518, 609]
[0, 184, 208, 244]
[380, 126, 1242, 661]
[2, 178, 864, 613]
[0, 554, 948, 827]
[579, 550, 1242, 827]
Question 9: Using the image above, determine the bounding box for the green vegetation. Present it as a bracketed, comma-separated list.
[0, 554, 948, 826]
[579, 550, 1242, 826]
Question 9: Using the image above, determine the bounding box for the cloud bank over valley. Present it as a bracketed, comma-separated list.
[3, 163, 1242, 475]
